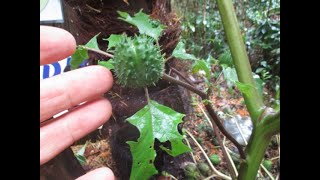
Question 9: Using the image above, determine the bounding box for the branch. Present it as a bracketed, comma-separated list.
[162, 73, 246, 159]
[170, 67, 196, 87]
[162, 73, 207, 99]
[80, 46, 114, 58]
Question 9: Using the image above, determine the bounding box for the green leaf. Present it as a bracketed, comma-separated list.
[117, 10, 165, 40]
[126, 100, 191, 180]
[172, 41, 197, 61]
[85, 33, 100, 50]
[222, 67, 238, 88]
[192, 59, 211, 79]
[75, 154, 86, 165]
[75, 141, 88, 165]
[98, 59, 114, 70]
[70, 33, 100, 70]
[70, 47, 89, 70]
[104, 34, 124, 50]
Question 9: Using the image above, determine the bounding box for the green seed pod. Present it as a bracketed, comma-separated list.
[198, 162, 211, 176]
[262, 160, 273, 171]
[209, 154, 221, 166]
[113, 35, 164, 88]
[183, 163, 201, 180]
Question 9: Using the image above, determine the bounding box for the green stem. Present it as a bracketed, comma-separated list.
[261, 111, 280, 137]
[237, 127, 270, 180]
[80, 45, 114, 58]
[237, 112, 279, 180]
[216, 0, 265, 123]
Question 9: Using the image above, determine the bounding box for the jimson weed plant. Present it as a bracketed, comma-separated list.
[70, 1, 280, 179]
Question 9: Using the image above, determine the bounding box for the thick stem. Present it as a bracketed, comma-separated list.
[216, 0, 265, 123]
[237, 125, 270, 180]
[238, 111, 279, 180]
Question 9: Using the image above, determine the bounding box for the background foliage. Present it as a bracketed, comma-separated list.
[172, 0, 280, 92]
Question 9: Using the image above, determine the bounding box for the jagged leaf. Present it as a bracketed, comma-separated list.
[104, 34, 124, 50]
[117, 10, 165, 40]
[70, 33, 100, 70]
[172, 41, 197, 61]
[70, 47, 88, 70]
[98, 59, 114, 70]
[126, 100, 191, 180]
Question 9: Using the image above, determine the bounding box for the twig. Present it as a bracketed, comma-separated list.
[162, 73, 246, 160]
[165, 56, 174, 62]
[260, 164, 275, 180]
[223, 137, 238, 177]
[80, 46, 114, 58]
[203, 174, 218, 180]
[197, 104, 213, 128]
[162, 73, 207, 98]
[185, 130, 231, 180]
[270, 156, 280, 161]
[85, 4, 101, 13]
[184, 137, 197, 164]
[198, 104, 237, 179]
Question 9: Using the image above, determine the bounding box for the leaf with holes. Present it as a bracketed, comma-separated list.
[126, 100, 191, 180]
[172, 41, 197, 61]
[70, 33, 100, 70]
[117, 10, 165, 40]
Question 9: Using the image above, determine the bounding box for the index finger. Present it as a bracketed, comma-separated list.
[40, 26, 76, 65]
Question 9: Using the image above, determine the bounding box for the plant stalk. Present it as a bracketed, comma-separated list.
[216, 0, 265, 123]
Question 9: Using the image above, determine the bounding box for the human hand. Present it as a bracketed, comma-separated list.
[40, 26, 114, 179]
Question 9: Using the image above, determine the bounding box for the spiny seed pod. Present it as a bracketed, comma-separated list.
[113, 35, 164, 88]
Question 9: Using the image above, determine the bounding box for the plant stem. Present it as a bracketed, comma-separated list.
[163, 73, 245, 159]
[80, 45, 114, 58]
[237, 124, 270, 180]
[144, 87, 150, 104]
[162, 74, 207, 99]
[216, 0, 264, 123]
